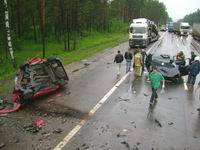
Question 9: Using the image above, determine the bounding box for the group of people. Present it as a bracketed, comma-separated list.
[175, 51, 200, 91]
[114, 48, 165, 107]
[114, 48, 146, 77]
[114, 48, 200, 110]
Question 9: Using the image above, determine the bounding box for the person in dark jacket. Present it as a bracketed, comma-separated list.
[187, 56, 200, 91]
[114, 50, 124, 76]
[124, 49, 133, 73]
[189, 51, 196, 65]
[145, 54, 152, 72]
[141, 49, 147, 72]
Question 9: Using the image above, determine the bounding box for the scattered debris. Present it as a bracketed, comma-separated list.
[120, 141, 130, 150]
[118, 97, 130, 102]
[136, 142, 140, 146]
[75, 148, 80, 150]
[131, 121, 135, 124]
[24, 124, 40, 133]
[81, 143, 89, 149]
[41, 131, 52, 138]
[168, 97, 173, 100]
[144, 93, 148, 97]
[168, 122, 174, 125]
[193, 136, 197, 139]
[72, 69, 80, 73]
[107, 62, 111, 65]
[53, 128, 62, 134]
[117, 133, 127, 138]
[55, 93, 62, 97]
[23, 119, 45, 133]
[155, 119, 162, 127]
[33, 118, 45, 128]
[84, 62, 90, 66]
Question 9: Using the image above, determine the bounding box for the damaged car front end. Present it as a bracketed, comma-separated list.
[0, 57, 69, 113]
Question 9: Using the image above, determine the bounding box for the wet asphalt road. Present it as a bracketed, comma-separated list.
[60, 32, 200, 150]
[1, 32, 200, 150]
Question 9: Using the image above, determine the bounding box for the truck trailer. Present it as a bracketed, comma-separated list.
[173, 22, 190, 36]
[167, 22, 174, 32]
[129, 18, 159, 48]
[192, 23, 200, 41]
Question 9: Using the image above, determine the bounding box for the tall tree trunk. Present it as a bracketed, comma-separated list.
[40, 0, 45, 58]
[59, 0, 67, 51]
[4, 0, 17, 68]
[66, 11, 70, 51]
[16, 0, 21, 38]
[32, 15, 37, 43]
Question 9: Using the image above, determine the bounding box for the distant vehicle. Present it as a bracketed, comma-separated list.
[173, 22, 190, 36]
[192, 23, 200, 41]
[167, 22, 174, 32]
[129, 18, 159, 48]
[0, 57, 69, 113]
[160, 25, 166, 31]
[149, 54, 188, 83]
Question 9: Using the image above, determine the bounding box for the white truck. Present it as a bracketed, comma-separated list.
[167, 22, 174, 32]
[129, 18, 159, 48]
[173, 22, 190, 36]
[192, 23, 200, 41]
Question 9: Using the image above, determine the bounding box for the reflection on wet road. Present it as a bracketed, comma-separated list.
[60, 33, 200, 150]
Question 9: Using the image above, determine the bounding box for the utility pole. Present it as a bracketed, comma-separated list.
[4, 0, 17, 68]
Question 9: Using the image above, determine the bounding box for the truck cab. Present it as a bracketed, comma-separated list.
[179, 22, 190, 36]
[129, 20, 149, 48]
[129, 18, 158, 48]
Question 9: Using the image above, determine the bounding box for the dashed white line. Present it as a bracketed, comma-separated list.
[54, 32, 163, 150]
[54, 73, 129, 150]
[146, 33, 166, 54]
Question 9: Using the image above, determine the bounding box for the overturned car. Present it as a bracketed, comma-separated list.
[0, 57, 69, 113]
[149, 54, 189, 83]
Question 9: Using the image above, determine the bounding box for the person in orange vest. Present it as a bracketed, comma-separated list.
[133, 49, 143, 76]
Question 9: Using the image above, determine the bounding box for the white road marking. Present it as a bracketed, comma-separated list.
[146, 33, 166, 54]
[183, 77, 188, 91]
[54, 32, 163, 150]
[54, 73, 129, 150]
[177, 44, 180, 48]
[193, 39, 200, 48]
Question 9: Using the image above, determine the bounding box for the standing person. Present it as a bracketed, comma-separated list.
[145, 54, 152, 72]
[176, 51, 186, 66]
[187, 56, 200, 91]
[148, 66, 165, 106]
[189, 51, 196, 65]
[141, 49, 147, 72]
[114, 50, 124, 76]
[124, 49, 133, 73]
[133, 49, 143, 76]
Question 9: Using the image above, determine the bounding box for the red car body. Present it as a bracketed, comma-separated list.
[0, 57, 69, 114]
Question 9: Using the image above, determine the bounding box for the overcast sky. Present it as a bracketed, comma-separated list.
[158, 0, 200, 21]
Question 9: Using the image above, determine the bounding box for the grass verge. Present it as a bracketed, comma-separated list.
[0, 32, 128, 94]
